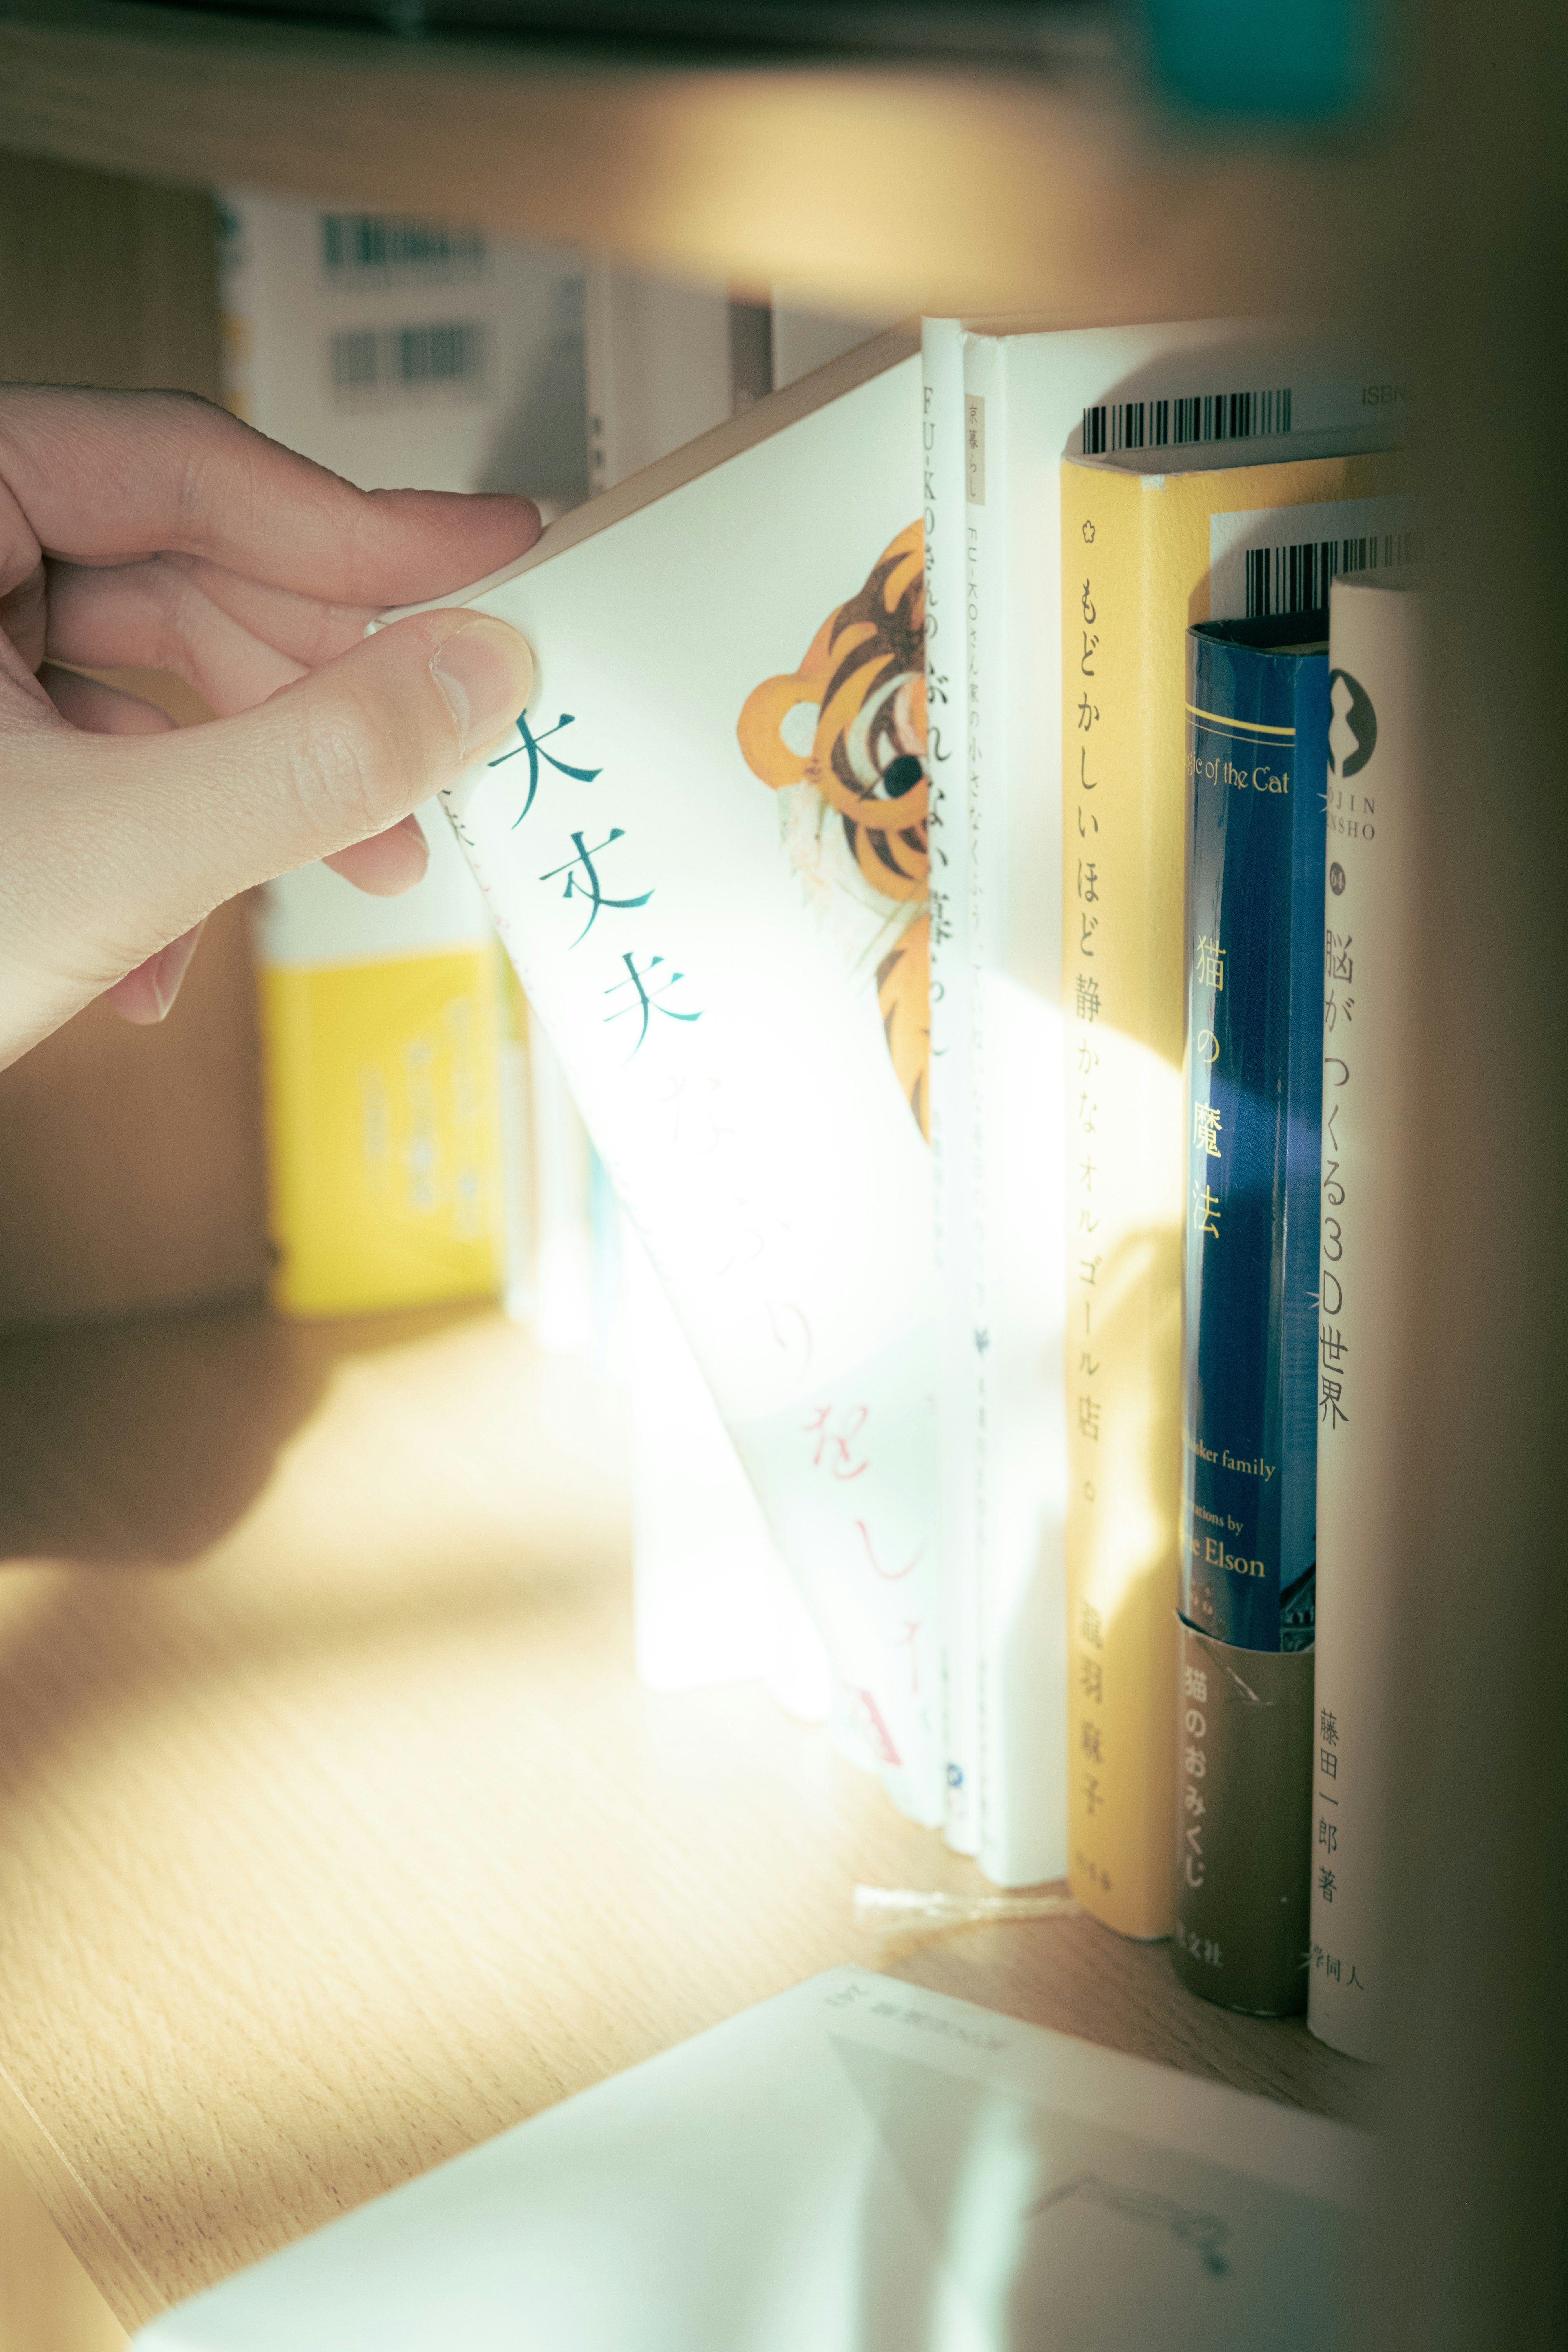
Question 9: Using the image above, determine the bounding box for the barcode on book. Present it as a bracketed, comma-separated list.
[1081, 387, 1292, 455]
[329, 322, 488, 401]
[1244, 529, 1423, 617]
[320, 214, 487, 282]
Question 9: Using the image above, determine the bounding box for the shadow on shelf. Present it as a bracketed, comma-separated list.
[0, 1295, 495, 1569]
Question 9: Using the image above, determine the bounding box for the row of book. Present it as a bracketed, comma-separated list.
[225, 198, 1416, 2062]
[924, 318, 1413, 2061]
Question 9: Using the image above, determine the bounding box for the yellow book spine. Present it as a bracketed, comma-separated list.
[1061, 446, 1408, 1939]
[260, 948, 506, 1319]
[1061, 461, 1183, 1938]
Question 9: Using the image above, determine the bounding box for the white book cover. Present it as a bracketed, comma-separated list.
[134, 1967, 1368, 2352]
[382, 335, 942, 1824]
[1310, 568, 1426, 2060]
[953, 320, 1409, 1890]
[625, 1210, 831, 1719]
[584, 265, 836, 1713]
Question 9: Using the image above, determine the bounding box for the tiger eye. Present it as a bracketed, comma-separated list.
[882, 754, 924, 799]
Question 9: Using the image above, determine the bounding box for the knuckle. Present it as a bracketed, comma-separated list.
[286, 677, 423, 845]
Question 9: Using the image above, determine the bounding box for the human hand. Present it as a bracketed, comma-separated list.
[0, 386, 540, 1068]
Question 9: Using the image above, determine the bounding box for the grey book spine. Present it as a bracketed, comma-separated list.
[1172, 1621, 1314, 2015]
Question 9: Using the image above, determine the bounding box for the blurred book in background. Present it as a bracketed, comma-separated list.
[219, 192, 588, 508]
[219, 190, 589, 1323]
[254, 826, 508, 1317]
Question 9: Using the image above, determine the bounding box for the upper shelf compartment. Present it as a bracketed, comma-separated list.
[0, 0, 1407, 316]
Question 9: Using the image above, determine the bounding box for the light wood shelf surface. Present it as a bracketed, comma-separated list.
[0, 1301, 1366, 2333]
[0, 0, 1403, 318]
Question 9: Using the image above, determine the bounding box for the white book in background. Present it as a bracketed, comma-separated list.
[381, 332, 943, 1826]
[952, 318, 1399, 1889]
[771, 296, 904, 390]
[135, 1967, 1370, 2352]
[1309, 568, 1426, 2061]
[218, 189, 588, 506]
[584, 262, 737, 495]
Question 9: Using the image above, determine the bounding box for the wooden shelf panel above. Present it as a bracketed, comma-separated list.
[0, 0, 1405, 316]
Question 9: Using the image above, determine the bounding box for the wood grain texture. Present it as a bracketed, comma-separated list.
[0, 0, 1405, 320]
[0, 148, 222, 393]
[0, 151, 268, 1330]
[0, 2131, 129, 2352]
[0, 1303, 1365, 2332]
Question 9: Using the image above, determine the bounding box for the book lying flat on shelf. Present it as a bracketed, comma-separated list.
[1060, 432, 1414, 1942]
[379, 329, 943, 1825]
[133, 1969, 1368, 2352]
[1310, 567, 1426, 2061]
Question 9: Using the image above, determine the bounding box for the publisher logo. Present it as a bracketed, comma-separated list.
[1327, 669, 1377, 779]
[1329, 862, 1346, 896]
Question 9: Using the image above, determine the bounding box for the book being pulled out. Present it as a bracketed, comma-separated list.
[376, 331, 942, 1822]
[133, 1970, 1367, 2352]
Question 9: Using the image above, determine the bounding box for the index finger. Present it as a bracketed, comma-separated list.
[0, 385, 541, 606]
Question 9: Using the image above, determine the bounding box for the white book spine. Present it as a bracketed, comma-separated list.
[584, 261, 734, 495]
[1309, 570, 1425, 2059]
[962, 332, 1070, 1889]
[923, 318, 980, 1856]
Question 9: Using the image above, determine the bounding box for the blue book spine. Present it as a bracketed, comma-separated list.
[1180, 618, 1328, 1653]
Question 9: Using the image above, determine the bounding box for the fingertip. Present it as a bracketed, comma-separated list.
[105, 920, 206, 1025]
[427, 613, 537, 762]
[361, 486, 543, 595]
[323, 811, 430, 896]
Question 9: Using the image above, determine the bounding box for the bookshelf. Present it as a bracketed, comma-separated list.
[0, 1301, 1366, 2331]
[0, 0, 1408, 320]
[0, 3, 1564, 2347]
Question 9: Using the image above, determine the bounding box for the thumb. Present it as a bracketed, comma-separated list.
[127, 607, 535, 908]
[2, 608, 533, 1062]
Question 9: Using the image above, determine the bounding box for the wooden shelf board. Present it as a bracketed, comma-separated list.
[0, 1300, 1368, 2332]
[0, 0, 1406, 318]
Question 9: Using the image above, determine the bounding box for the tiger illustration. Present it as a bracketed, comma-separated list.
[737, 521, 929, 1138]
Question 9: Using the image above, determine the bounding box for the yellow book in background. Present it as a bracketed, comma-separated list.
[257, 822, 507, 1318]
[1060, 436, 1413, 1940]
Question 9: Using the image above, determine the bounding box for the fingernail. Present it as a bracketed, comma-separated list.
[432, 617, 536, 761]
[150, 920, 205, 1020]
[392, 811, 430, 871]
